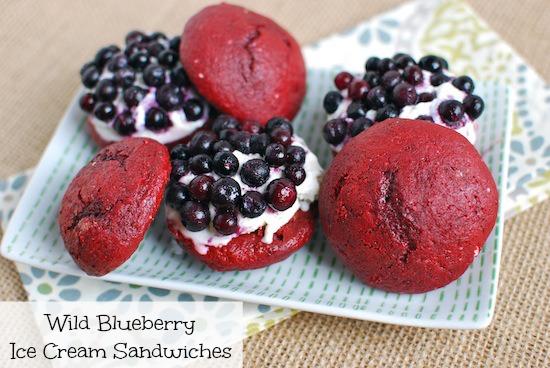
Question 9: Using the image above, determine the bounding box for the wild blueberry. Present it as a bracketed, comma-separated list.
[266, 117, 293, 135]
[93, 102, 116, 121]
[250, 133, 270, 154]
[323, 91, 343, 114]
[158, 50, 178, 68]
[418, 92, 436, 103]
[183, 99, 204, 121]
[403, 65, 424, 85]
[381, 70, 402, 90]
[123, 86, 147, 107]
[375, 104, 399, 122]
[169, 36, 181, 52]
[189, 175, 214, 202]
[346, 101, 367, 119]
[270, 127, 292, 147]
[213, 210, 238, 235]
[363, 71, 381, 88]
[219, 128, 238, 140]
[128, 51, 150, 70]
[348, 117, 373, 137]
[165, 182, 190, 210]
[213, 151, 239, 176]
[170, 159, 187, 180]
[95, 79, 118, 101]
[156, 84, 184, 111]
[378, 58, 397, 74]
[124, 41, 144, 57]
[366, 86, 387, 109]
[392, 52, 406, 61]
[189, 154, 212, 174]
[394, 54, 416, 69]
[416, 115, 434, 122]
[79, 93, 96, 113]
[239, 191, 267, 218]
[463, 95, 484, 119]
[229, 131, 252, 153]
[284, 165, 306, 185]
[213, 140, 234, 153]
[170, 67, 189, 87]
[180, 201, 210, 232]
[114, 68, 136, 88]
[189, 131, 217, 154]
[348, 79, 369, 100]
[213, 115, 240, 133]
[430, 73, 450, 86]
[285, 145, 306, 165]
[150, 31, 167, 41]
[113, 111, 136, 136]
[146, 42, 165, 57]
[143, 64, 166, 87]
[170, 144, 189, 161]
[266, 178, 297, 211]
[323, 118, 347, 145]
[145, 107, 171, 130]
[365, 56, 380, 71]
[80, 62, 96, 76]
[265, 143, 286, 167]
[240, 159, 270, 187]
[211, 177, 241, 208]
[438, 100, 465, 126]
[418, 55, 444, 73]
[334, 71, 354, 90]
[125, 30, 149, 44]
[392, 82, 418, 108]
[94, 45, 119, 69]
[106, 54, 128, 72]
[241, 120, 263, 134]
[81, 67, 100, 88]
[452, 76, 475, 94]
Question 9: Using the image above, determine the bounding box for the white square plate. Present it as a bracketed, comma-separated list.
[1, 70, 510, 329]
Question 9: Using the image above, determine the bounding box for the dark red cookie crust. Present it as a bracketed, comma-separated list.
[180, 3, 306, 124]
[167, 209, 314, 271]
[319, 118, 498, 293]
[59, 138, 171, 276]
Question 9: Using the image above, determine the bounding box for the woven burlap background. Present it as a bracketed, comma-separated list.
[1, 1, 549, 366]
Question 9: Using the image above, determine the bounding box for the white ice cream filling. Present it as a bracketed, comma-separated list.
[166, 135, 323, 255]
[89, 82, 209, 145]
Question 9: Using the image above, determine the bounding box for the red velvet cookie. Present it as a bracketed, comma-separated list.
[58, 138, 171, 276]
[164, 115, 323, 271]
[180, 4, 306, 124]
[168, 209, 314, 271]
[319, 118, 498, 293]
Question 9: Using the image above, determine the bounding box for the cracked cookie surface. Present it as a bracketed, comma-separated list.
[180, 3, 306, 124]
[319, 118, 498, 293]
[58, 138, 171, 276]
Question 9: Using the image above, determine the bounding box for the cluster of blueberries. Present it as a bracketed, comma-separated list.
[166, 116, 308, 235]
[78, 30, 206, 135]
[322, 53, 485, 146]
